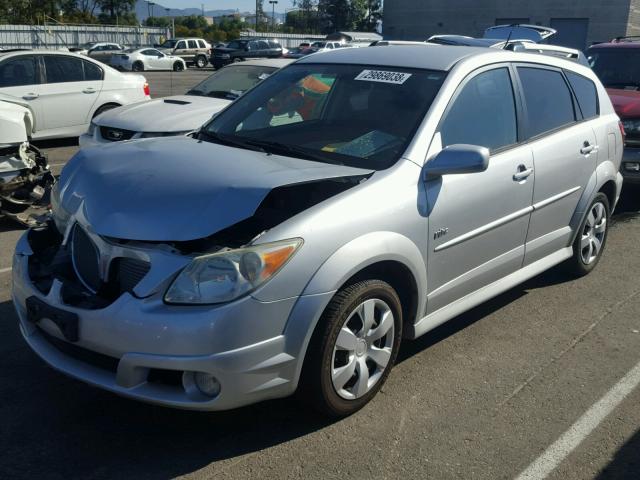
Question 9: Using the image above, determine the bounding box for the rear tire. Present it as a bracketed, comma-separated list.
[195, 55, 208, 68]
[299, 279, 403, 417]
[132, 61, 144, 72]
[565, 192, 610, 277]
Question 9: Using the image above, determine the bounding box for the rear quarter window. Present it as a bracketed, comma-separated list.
[565, 71, 599, 119]
[517, 67, 576, 138]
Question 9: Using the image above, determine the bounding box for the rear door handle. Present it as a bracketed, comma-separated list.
[580, 142, 598, 155]
[83, 88, 96, 94]
[513, 165, 534, 181]
[22, 93, 39, 100]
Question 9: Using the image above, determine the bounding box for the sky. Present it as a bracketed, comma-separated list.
[157, 0, 296, 13]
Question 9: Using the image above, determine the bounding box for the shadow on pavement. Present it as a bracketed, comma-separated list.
[596, 428, 640, 479]
[0, 297, 336, 479]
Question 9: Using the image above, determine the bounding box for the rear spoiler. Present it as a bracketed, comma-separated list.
[508, 42, 590, 66]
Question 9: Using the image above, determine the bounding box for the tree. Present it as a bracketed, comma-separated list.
[96, 0, 135, 23]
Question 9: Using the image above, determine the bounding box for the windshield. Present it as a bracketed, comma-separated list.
[588, 48, 640, 89]
[160, 39, 177, 48]
[201, 63, 446, 170]
[187, 64, 278, 99]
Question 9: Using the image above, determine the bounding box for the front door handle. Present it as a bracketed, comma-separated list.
[83, 88, 96, 94]
[22, 93, 39, 100]
[513, 165, 534, 181]
[580, 141, 598, 155]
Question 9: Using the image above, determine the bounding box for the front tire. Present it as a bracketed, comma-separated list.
[173, 61, 184, 72]
[300, 280, 403, 417]
[195, 55, 208, 68]
[566, 192, 610, 276]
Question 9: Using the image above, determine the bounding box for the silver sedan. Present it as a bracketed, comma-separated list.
[110, 47, 186, 72]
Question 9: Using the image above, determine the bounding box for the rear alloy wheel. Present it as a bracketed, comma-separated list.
[132, 61, 144, 72]
[195, 55, 208, 68]
[300, 280, 402, 417]
[566, 192, 610, 276]
[173, 61, 184, 72]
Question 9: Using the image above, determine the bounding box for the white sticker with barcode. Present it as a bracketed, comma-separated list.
[355, 69, 412, 84]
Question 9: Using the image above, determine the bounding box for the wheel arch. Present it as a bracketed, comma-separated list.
[569, 161, 621, 244]
[91, 102, 121, 119]
[283, 231, 427, 391]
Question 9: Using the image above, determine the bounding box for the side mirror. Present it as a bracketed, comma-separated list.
[423, 144, 490, 179]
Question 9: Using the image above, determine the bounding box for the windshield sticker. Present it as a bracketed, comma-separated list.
[258, 73, 271, 81]
[355, 70, 412, 84]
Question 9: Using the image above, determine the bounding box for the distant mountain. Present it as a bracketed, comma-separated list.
[134, 0, 284, 21]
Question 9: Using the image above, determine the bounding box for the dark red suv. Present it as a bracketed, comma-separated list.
[588, 39, 640, 183]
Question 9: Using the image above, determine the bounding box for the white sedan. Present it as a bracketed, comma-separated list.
[110, 48, 187, 72]
[80, 58, 293, 147]
[0, 50, 150, 140]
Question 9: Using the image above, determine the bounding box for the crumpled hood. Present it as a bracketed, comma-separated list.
[607, 88, 640, 119]
[59, 136, 372, 241]
[94, 95, 231, 132]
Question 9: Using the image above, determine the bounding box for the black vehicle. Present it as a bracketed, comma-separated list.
[210, 38, 283, 69]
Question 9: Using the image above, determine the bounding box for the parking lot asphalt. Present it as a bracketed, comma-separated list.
[2, 71, 640, 480]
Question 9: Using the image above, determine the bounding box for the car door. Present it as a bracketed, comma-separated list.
[515, 65, 598, 266]
[257, 40, 271, 57]
[425, 66, 535, 314]
[142, 49, 162, 69]
[174, 40, 187, 61]
[0, 54, 44, 133]
[40, 55, 102, 131]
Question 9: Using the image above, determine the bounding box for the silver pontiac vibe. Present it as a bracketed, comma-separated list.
[12, 46, 623, 416]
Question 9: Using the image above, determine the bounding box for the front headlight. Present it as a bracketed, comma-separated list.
[87, 121, 97, 136]
[164, 238, 303, 305]
[622, 119, 640, 134]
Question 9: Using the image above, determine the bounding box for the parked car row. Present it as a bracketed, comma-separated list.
[7, 35, 626, 418]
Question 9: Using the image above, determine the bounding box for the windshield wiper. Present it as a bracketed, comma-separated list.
[205, 90, 234, 99]
[237, 138, 343, 164]
[186, 89, 204, 96]
[197, 130, 266, 153]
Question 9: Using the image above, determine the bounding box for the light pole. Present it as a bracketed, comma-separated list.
[269, 0, 278, 32]
[165, 7, 175, 38]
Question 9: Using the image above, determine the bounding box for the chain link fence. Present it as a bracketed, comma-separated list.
[0, 24, 169, 50]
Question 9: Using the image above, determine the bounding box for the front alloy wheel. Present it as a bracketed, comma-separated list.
[331, 298, 395, 400]
[300, 279, 402, 416]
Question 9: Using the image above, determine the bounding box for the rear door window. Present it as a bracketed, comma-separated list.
[258, 41, 270, 50]
[440, 67, 518, 152]
[83, 60, 103, 81]
[188, 40, 198, 49]
[44, 55, 84, 83]
[565, 71, 599, 119]
[517, 67, 576, 138]
[0, 55, 38, 87]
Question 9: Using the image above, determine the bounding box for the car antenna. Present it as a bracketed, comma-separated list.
[502, 24, 516, 50]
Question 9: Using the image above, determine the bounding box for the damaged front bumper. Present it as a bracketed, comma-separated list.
[11, 225, 318, 411]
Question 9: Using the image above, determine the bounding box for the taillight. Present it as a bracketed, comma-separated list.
[143, 82, 150, 96]
[619, 120, 626, 140]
